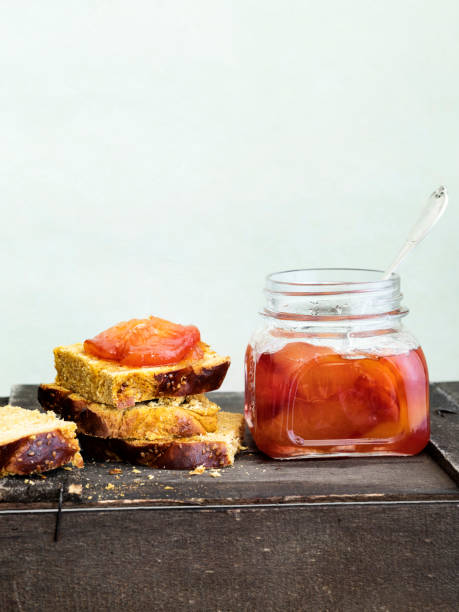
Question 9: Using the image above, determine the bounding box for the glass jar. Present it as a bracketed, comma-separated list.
[244, 268, 429, 459]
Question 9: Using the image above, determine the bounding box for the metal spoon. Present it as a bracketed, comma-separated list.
[382, 185, 448, 280]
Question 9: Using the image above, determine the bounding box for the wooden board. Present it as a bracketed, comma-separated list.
[0, 385, 458, 510]
[1, 384, 458, 611]
[428, 381, 459, 484]
[0, 502, 457, 611]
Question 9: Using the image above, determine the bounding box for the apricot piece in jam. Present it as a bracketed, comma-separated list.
[246, 341, 429, 456]
[84, 316, 203, 367]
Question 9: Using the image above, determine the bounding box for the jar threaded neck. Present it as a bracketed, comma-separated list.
[264, 268, 407, 323]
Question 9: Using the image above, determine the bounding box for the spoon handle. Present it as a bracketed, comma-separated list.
[382, 186, 448, 280]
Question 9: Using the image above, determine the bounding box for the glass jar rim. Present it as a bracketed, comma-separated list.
[263, 268, 406, 322]
[266, 268, 398, 294]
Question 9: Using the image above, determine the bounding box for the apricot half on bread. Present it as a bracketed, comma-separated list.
[84, 316, 203, 367]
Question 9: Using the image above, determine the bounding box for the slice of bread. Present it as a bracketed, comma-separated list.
[0, 405, 83, 476]
[54, 343, 230, 408]
[79, 411, 245, 469]
[38, 383, 220, 440]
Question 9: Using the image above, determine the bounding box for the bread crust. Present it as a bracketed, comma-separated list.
[0, 429, 83, 477]
[54, 343, 230, 408]
[78, 411, 245, 470]
[79, 434, 238, 469]
[152, 362, 230, 399]
[38, 383, 219, 440]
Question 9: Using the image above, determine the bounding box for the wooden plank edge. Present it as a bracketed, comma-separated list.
[1, 489, 458, 512]
[1, 497, 459, 515]
[428, 382, 459, 485]
[427, 441, 459, 487]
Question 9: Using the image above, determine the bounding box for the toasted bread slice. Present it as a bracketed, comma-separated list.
[79, 411, 245, 469]
[38, 383, 220, 440]
[0, 405, 83, 476]
[54, 343, 230, 408]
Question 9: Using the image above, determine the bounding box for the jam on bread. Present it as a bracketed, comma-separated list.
[84, 316, 203, 367]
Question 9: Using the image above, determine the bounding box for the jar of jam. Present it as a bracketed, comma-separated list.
[245, 269, 429, 458]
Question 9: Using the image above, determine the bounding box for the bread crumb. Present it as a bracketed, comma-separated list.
[147, 474, 154, 480]
[209, 470, 221, 478]
[63, 467, 73, 471]
[68, 483, 82, 495]
[132, 468, 141, 474]
[189, 465, 206, 475]
[105, 483, 115, 490]
[85, 483, 91, 488]
[109, 468, 122, 475]
[164, 486, 174, 490]
[88, 495, 93, 500]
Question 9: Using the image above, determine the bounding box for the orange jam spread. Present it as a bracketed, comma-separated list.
[245, 341, 429, 458]
[84, 316, 203, 367]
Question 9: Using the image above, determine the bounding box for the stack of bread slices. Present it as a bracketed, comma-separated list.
[38, 342, 244, 469]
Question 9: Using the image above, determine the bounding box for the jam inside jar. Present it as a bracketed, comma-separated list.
[245, 269, 429, 458]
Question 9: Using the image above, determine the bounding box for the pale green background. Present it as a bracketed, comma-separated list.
[1, 1, 458, 395]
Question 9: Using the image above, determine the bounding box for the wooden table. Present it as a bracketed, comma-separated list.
[1, 384, 458, 612]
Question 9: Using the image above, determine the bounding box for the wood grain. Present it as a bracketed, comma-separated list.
[428, 382, 459, 484]
[0, 503, 458, 612]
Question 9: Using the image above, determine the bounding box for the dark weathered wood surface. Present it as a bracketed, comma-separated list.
[1, 384, 458, 509]
[1, 383, 458, 612]
[428, 381, 459, 484]
[1, 503, 458, 612]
